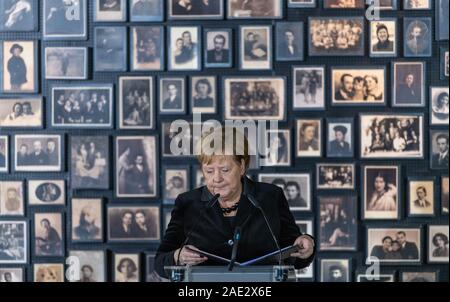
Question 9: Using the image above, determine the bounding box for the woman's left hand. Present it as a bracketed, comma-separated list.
[291, 235, 315, 259]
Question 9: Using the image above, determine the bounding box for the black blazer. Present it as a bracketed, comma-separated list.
[155, 177, 315, 278]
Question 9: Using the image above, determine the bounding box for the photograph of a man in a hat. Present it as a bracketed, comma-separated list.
[7, 43, 27, 91]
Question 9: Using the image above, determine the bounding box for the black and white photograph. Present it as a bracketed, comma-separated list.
[276, 22, 304, 61]
[317, 164, 355, 190]
[404, 0, 431, 9]
[130, 0, 164, 22]
[14, 134, 62, 172]
[0, 0, 37, 32]
[146, 253, 167, 282]
[331, 67, 386, 105]
[108, 206, 160, 242]
[27, 180, 65, 206]
[34, 212, 63, 257]
[119, 76, 154, 129]
[163, 166, 189, 202]
[68, 250, 105, 282]
[400, 271, 437, 282]
[327, 118, 353, 157]
[94, 27, 127, 72]
[296, 119, 322, 157]
[45, 47, 87, 80]
[320, 259, 350, 282]
[228, 0, 283, 19]
[162, 121, 194, 158]
[169, 26, 201, 71]
[430, 87, 449, 125]
[404, 18, 432, 57]
[441, 47, 449, 80]
[392, 62, 425, 107]
[288, 0, 316, 7]
[258, 173, 311, 211]
[324, 0, 364, 8]
[0, 136, 8, 173]
[0, 97, 42, 128]
[367, 228, 421, 264]
[295, 263, 314, 280]
[71, 198, 103, 242]
[261, 129, 291, 167]
[33, 264, 64, 282]
[0, 268, 23, 282]
[293, 66, 325, 110]
[296, 219, 313, 236]
[114, 253, 140, 282]
[162, 207, 173, 234]
[0, 221, 27, 264]
[240, 25, 272, 70]
[430, 130, 449, 170]
[159, 77, 186, 114]
[308, 17, 365, 56]
[356, 274, 395, 282]
[442, 177, 449, 214]
[319, 196, 357, 251]
[436, 0, 449, 41]
[131, 26, 164, 71]
[169, 0, 223, 19]
[0, 181, 24, 216]
[428, 225, 449, 263]
[204, 29, 232, 68]
[115, 136, 157, 198]
[191, 76, 217, 114]
[408, 178, 435, 216]
[43, 0, 87, 40]
[363, 165, 400, 220]
[370, 19, 397, 57]
[360, 114, 424, 158]
[224, 77, 286, 121]
[94, 0, 127, 22]
[70, 136, 109, 190]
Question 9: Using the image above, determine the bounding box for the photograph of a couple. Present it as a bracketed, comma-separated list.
[369, 229, 420, 262]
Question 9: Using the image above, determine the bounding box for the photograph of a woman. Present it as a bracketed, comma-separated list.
[364, 166, 399, 219]
[114, 255, 139, 282]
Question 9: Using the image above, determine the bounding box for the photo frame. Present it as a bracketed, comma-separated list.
[159, 77, 186, 115]
[33, 263, 64, 282]
[0, 220, 27, 264]
[403, 0, 431, 9]
[168, 0, 224, 19]
[113, 253, 140, 282]
[356, 273, 395, 282]
[0, 181, 24, 216]
[0, 136, 8, 173]
[404, 18, 432, 57]
[370, 19, 398, 57]
[260, 129, 291, 167]
[296, 219, 313, 236]
[94, 0, 127, 22]
[168, 26, 201, 71]
[436, 0, 449, 41]
[33, 212, 64, 257]
[43, 0, 87, 40]
[119, 76, 154, 129]
[323, 0, 364, 8]
[191, 76, 217, 114]
[227, 0, 283, 19]
[442, 176, 449, 215]
[292, 65, 326, 110]
[71, 198, 103, 243]
[163, 165, 190, 204]
[316, 163, 355, 190]
[320, 258, 351, 282]
[275, 22, 304, 61]
[440, 47, 449, 80]
[27, 180, 65, 206]
[296, 119, 322, 157]
[204, 28, 233, 68]
[68, 250, 106, 282]
[287, 0, 316, 8]
[14, 134, 63, 172]
[407, 177, 435, 217]
[94, 27, 127, 72]
[429, 86, 449, 125]
[131, 26, 164, 71]
[0, 0, 38, 32]
[428, 225, 449, 263]
[0, 97, 43, 129]
[0, 268, 24, 282]
[326, 118, 354, 158]
[392, 61, 426, 107]
[145, 252, 166, 282]
[130, 0, 164, 22]
[400, 270, 438, 282]
[45, 47, 88, 80]
[430, 130, 449, 170]
[239, 25, 272, 70]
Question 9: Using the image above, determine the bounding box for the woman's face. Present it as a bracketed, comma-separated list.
[13, 104, 22, 114]
[197, 83, 209, 97]
[436, 236, 445, 248]
[374, 176, 386, 192]
[377, 29, 388, 42]
[353, 80, 364, 92]
[120, 260, 133, 276]
[303, 126, 316, 141]
[383, 238, 392, 250]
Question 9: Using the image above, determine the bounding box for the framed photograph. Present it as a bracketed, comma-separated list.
[404, 0, 431, 9]
[261, 129, 291, 167]
[362, 165, 400, 220]
[71, 198, 103, 243]
[162, 206, 173, 234]
[131, 26, 164, 71]
[0, 0, 38, 32]
[308, 17, 364, 56]
[33, 263, 64, 282]
[204, 28, 232, 68]
[1, 40, 37, 93]
[227, 0, 283, 19]
[296, 119, 322, 157]
[296, 219, 313, 236]
[162, 121, 195, 158]
[331, 67, 386, 105]
[374, 0, 398, 10]
[163, 166, 189, 203]
[436, 0, 449, 41]
[14, 134, 62, 172]
[356, 273, 395, 282]
[43, 0, 87, 40]
[288, 0, 316, 7]
[430, 87, 449, 125]
[193, 166, 206, 188]
[317, 164, 355, 190]
[360, 113, 424, 159]
[292, 66, 325, 110]
[94, 0, 127, 22]
[0, 97, 43, 129]
[407, 177, 435, 217]
[94, 27, 127, 72]
[113, 253, 140, 282]
[430, 130, 449, 170]
[119, 76, 154, 129]
[258, 173, 311, 211]
[441, 47, 449, 80]
[115, 136, 158, 198]
[0, 268, 24, 282]
[324, 0, 364, 8]
[320, 259, 351, 282]
[392, 62, 426, 107]
[168, 26, 201, 71]
[327, 118, 353, 158]
[404, 18, 432, 57]
[45, 47, 87, 80]
[159, 77, 186, 115]
[400, 271, 438, 282]
[223, 77, 286, 121]
[367, 227, 421, 265]
[169, 0, 223, 19]
[319, 196, 357, 251]
[239, 25, 272, 70]
[70, 136, 109, 190]
[0, 181, 24, 216]
[191, 76, 217, 114]
[370, 19, 397, 57]
[51, 84, 113, 129]
[28, 180, 65, 206]
[276, 22, 304, 61]
[34, 212, 64, 257]
[146, 253, 167, 282]
[0, 221, 27, 264]
[295, 263, 314, 280]
[442, 176, 449, 214]
[130, 0, 164, 22]
[428, 225, 449, 263]
[68, 250, 106, 282]
[0, 136, 8, 173]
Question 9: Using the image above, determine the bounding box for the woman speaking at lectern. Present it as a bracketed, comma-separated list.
[155, 127, 315, 278]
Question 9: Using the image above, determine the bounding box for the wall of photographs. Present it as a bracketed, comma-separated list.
[0, 0, 448, 282]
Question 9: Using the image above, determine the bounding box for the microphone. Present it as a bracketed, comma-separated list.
[176, 193, 220, 266]
[228, 226, 242, 271]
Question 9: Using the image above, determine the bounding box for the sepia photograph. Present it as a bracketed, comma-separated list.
[261, 129, 291, 167]
[430, 86, 449, 125]
[392, 62, 425, 107]
[0, 97, 42, 128]
[28, 180, 65, 206]
[288, 0, 316, 7]
[374, 0, 398, 10]
[320, 259, 350, 282]
[33, 263, 64, 282]
[370, 19, 397, 57]
[191, 76, 217, 114]
[0, 0, 37, 32]
[45, 47, 87, 80]
[204, 28, 232, 68]
[296, 119, 322, 157]
[0, 268, 23, 282]
[276, 22, 304, 61]
[407, 178, 435, 217]
[0, 136, 8, 173]
[404, 0, 431, 9]
[94, 0, 127, 22]
[404, 18, 432, 57]
[428, 225, 449, 263]
[130, 0, 163, 22]
[14, 134, 62, 172]
[119, 76, 154, 129]
[0, 181, 24, 216]
[430, 130, 449, 170]
[317, 164, 355, 190]
[94, 27, 127, 72]
[228, 0, 283, 19]
[69, 250, 106, 282]
[71, 198, 103, 242]
[43, 0, 87, 40]
[240, 25, 272, 70]
[163, 166, 189, 202]
[34, 212, 63, 257]
[442, 176, 449, 214]
[400, 271, 437, 282]
[293, 66, 325, 110]
[159, 77, 186, 114]
[169, 0, 223, 19]
[327, 118, 353, 157]
[169, 26, 201, 71]
[0, 221, 27, 264]
[436, 0, 449, 41]
[324, 0, 364, 8]
[131, 26, 164, 71]
[114, 253, 140, 282]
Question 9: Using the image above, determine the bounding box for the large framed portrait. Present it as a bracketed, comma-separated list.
[296, 119, 322, 157]
[320, 259, 351, 282]
[51, 84, 114, 129]
[370, 19, 397, 57]
[45, 47, 88, 80]
[43, 0, 87, 40]
[360, 113, 424, 159]
[191, 76, 217, 114]
[0, 268, 24, 282]
[0, 181, 24, 216]
[94, 0, 127, 22]
[33, 263, 64, 282]
[319, 196, 357, 251]
[71, 198, 103, 243]
[323, 0, 364, 8]
[0, 0, 38, 32]
[436, 0, 449, 41]
[34, 212, 64, 257]
[130, 0, 164, 22]
[169, 0, 223, 19]
[0, 97, 42, 128]
[258, 173, 311, 211]
[260, 129, 291, 167]
[119, 76, 154, 129]
[131, 26, 164, 71]
[115, 136, 158, 198]
[317, 164, 355, 190]
[292, 66, 325, 110]
[441, 47, 449, 80]
[27, 180, 65, 206]
[204, 28, 233, 68]
[308, 17, 365, 56]
[159, 77, 186, 115]
[0, 136, 8, 173]
[276, 22, 304, 61]
[326, 118, 353, 158]
[392, 61, 426, 107]
[404, 0, 431, 9]
[168, 26, 201, 71]
[227, 0, 283, 19]
[14, 134, 63, 172]
[0, 221, 27, 264]
[400, 271, 438, 282]
[223, 77, 286, 121]
[94, 27, 127, 72]
[430, 130, 449, 170]
[362, 165, 400, 220]
[428, 225, 449, 263]
[430, 87, 449, 125]
[367, 227, 422, 265]
[442, 176, 449, 215]
[68, 250, 106, 282]
[407, 177, 435, 217]
[163, 166, 190, 203]
[404, 18, 432, 57]
[113, 253, 140, 282]
[70, 136, 109, 190]
[239, 25, 272, 70]
[288, 0, 316, 7]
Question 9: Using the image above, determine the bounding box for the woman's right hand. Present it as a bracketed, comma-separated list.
[174, 245, 208, 266]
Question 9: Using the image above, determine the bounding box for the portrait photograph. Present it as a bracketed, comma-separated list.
[51, 84, 113, 129]
[324, 0, 364, 8]
[115, 136, 157, 198]
[296, 119, 322, 157]
[0, 136, 8, 173]
[108, 206, 160, 242]
[94, 27, 127, 72]
[319, 196, 357, 251]
[33, 263, 64, 282]
[258, 173, 311, 211]
[261, 129, 291, 167]
[400, 271, 437, 282]
[161, 121, 197, 158]
[28, 180, 65, 206]
[224, 77, 286, 121]
[0, 181, 24, 216]
[288, 0, 316, 7]
[317, 164, 355, 190]
[436, 0, 449, 41]
[240, 25, 272, 70]
[228, 0, 283, 19]
[69, 250, 106, 282]
[14, 134, 62, 172]
[404, 18, 432, 57]
[0, 221, 27, 264]
[367, 228, 421, 264]
[193, 166, 206, 188]
[130, 0, 163, 22]
[119, 76, 154, 129]
[442, 176, 449, 214]
[293, 66, 325, 110]
[428, 225, 449, 263]
[404, 0, 431, 9]
[0, 97, 42, 128]
[360, 114, 424, 159]
[320, 259, 350, 282]
[169, 0, 223, 19]
[430, 130, 449, 170]
[131, 26, 164, 71]
[1, 40, 37, 93]
[308, 17, 365, 56]
[276, 22, 304, 61]
[159, 77, 186, 114]
[441, 47, 449, 80]
[430, 86, 449, 125]
[191, 76, 217, 114]
[34, 212, 63, 257]
[370, 19, 397, 57]
[392, 62, 425, 107]
[331, 67, 386, 105]
[363, 165, 400, 220]
[0, 268, 23, 282]
[163, 166, 189, 202]
[43, 0, 87, 40]
[94, 0, 127, 22]
[71, 198, 103, 242]
[327, 118, 353, 157]
[204, 29, 232, 68]
[407, 178, 435, 216]
[70, 136, 109, 190]
[168, 26, 201, 71]
[114, 253, 140, 282]
[45, 47, 88, 80]
[0, 0, 38, 32]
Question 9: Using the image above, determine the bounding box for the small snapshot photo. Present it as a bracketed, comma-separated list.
[320, 259, 350, 282]
[45, 47, 88, 80]
[430, 130, 449, 170]
[401, 271, 437, 282]
[261, 129, 291, 167]
[131, 26, 164, 71]
[327, 119, 353, 157]
[204, 29, 232, 68]
[370, 20, 397, 57]
[0, 268, 24, 282]
[69, 250, 105, 282]
[191, 76, 217, 114]
[0, 0, 37, 32]
[442, 177, 449, 214]
[404, 0, 431, 9]
[94, 27, 127, 72]
[317, 164, 355, 190]
[169, 0, 223, 19]
[28, 180, 65, 206]
[94, 0, 127, 22]
[0, 221, 27, 264]
[428, 225, 449, 263]
[404, 18, 432, 57]
[430, 87, 449, 125]
[392, 62, 425, 107]
[0, 97, 42, 128]
[130, 0, 163, 22]
[292, 66, 325, 110]
[227, 0, 283, 19]
[296, 119, 322, 157]
[408, 179, 435, 216]
[71, 198, 103, 242]
[288, 0, 316, 7]
[169, 26, 201, 71]
[324, 0, 364, 8]
[43, 0, 87, 40]
[159, 77, 186, 114]
[240, 25, 272, 70]
[34, 212, 63, 257]
[0, 136, 8, 173]
[0, 181, 24, 216]
[276, 22, 304, 61]
[33, 264, 64, 282]
[114, 253, 140, 282]
[119, 76, 154, 129]
[14, 134, 62, 172]
[163, 166, 189, 202]
[436, 0, 449, 41]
